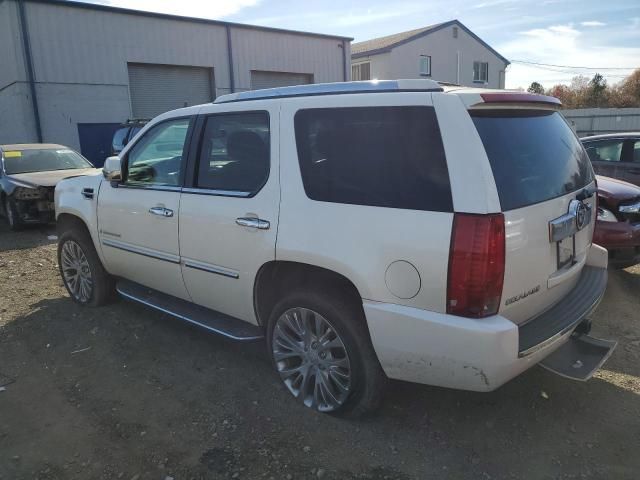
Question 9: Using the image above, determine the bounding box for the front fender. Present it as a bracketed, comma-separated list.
[55, 172, 104, 262]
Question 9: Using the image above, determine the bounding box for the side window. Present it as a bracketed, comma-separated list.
[125, 117, 190, 186]
[633, 141, 640, 163]
[419, 55, 431, 76]
[352, 63, 371, 81]
[473, 61, 488, 83]
[196, 112, 270, 193]
[294, 106, 453, 212]
[584, 140, 623, 163]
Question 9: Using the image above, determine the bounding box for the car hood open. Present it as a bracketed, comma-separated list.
[7, 168, 98, 188]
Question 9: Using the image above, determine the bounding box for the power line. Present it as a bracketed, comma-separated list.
[513, 62, 629, 78]
[511, 59, 638, 71]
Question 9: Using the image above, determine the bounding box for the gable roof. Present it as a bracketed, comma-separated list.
[351, 20, 509, 65]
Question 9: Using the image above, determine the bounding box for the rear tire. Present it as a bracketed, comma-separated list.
[58, 227, 114, 306]
[4, 198, 22, 231]
[266, 289, 386, 417]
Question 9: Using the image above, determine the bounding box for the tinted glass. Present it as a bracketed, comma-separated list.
[3, 148, 93, 174]
[632, 141, 640, 163]
[196, 112, 270, 193]
[583, 140, 623, 163]
[112, 127, 129, 152]
[126, 118, 190, 186]
[472, 110, 594, 211]
[294, 106, 452, 212]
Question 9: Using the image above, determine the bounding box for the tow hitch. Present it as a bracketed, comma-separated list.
[539, 334, 617, 381]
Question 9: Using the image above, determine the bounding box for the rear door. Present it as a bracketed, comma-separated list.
[618, 139, 640, 186]
[178, 103, 279, 324]
[471, 109, 596, 324]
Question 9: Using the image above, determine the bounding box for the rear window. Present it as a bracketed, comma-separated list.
[294, 106, 453, 212]
[472, 110, 594, 211]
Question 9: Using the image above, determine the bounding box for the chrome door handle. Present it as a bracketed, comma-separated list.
[236, 217, 270, 230]
[149, 206, 174, 217]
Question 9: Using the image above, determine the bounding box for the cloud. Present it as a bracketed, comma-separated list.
[499, 23, 640, 89]
[581, 21, 606, 27]
[84, 0, 261, 19]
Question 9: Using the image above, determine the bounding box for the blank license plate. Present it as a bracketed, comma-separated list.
[557, 235, 576, 269]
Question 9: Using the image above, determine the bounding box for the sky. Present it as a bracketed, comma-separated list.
[82, 0, 640, 89]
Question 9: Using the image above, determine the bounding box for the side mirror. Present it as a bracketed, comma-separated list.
[103, 156, 122, 183]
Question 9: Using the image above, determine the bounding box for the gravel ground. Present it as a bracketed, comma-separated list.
[0, 222, 639, 480]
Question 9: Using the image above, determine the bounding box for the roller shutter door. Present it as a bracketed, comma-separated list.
[128, 63, 214, 118]
[250, 70, 313, 90]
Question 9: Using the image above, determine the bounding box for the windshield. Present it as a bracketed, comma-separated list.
[471, 110, 594, 211]
[3, 148, 93, 175]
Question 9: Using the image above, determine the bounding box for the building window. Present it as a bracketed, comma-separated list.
[352, 62, 371, 81]
[419, 55, 431, 76]
[473, 61, 489, 83]
[453, 26, 459, 38]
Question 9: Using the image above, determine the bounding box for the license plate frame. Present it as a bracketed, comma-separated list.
[556, 234, 576, 270]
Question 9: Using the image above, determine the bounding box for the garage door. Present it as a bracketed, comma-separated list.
[128, 63, 214, 118]
[250, 70, 313, 90]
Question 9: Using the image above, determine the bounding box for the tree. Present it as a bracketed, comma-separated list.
[587, 73, 608, 107]
[527, 82, 545, 94]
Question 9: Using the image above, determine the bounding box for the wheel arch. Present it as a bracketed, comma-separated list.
[253, 260, 364, 327]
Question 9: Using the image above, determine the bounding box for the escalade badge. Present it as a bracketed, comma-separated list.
[505, 285, 540, 306]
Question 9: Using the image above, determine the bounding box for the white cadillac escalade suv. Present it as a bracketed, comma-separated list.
[55, 80, 615, 416]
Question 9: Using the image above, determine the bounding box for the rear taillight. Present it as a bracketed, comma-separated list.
[447, 213, 505, 318]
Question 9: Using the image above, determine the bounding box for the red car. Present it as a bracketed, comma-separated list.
[594, 175, 640, 269]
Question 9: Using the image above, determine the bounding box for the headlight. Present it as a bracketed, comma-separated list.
[597, 207, 618, 223]
[13, 186, 45, 200]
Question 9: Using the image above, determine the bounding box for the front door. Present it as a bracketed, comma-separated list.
[97, 116, 194, 300]
[179, 106, 279, 324]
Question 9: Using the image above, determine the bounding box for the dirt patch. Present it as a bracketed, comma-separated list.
[1, 223, 639, 479]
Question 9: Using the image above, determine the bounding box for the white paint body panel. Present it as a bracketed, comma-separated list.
[178, 100, 281, 324]
[97, 183, 190, 300]
[365, 245, 606, 390]
[278, 92, 452, 313]
[54, 171, 105, 261]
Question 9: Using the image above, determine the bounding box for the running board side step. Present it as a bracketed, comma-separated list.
[116, 280, 264, 342]
[539, 333, 617, 381]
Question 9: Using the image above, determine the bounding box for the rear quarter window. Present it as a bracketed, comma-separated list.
[472, 110, 594, 211]
[294, 106, 453, 212]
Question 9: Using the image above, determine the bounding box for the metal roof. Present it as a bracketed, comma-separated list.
[351, 20, 509, 65]
[214, 79, 444, 103]
[23, 0, 353, 41]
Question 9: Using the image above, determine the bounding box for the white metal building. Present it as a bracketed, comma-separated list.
[562, 108, 640, 137]
[0, 0, 351, 164]
[351, 20, 509, 89]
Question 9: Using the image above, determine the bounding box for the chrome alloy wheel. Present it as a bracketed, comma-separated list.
[272, 307, 352, 412]
[60, 240, 93, 303]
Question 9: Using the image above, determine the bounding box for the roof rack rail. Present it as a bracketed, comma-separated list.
[214, 79, 443, 104]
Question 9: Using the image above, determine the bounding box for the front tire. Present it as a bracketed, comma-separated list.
[58, 227, 114, 306]
[266, 289, 386, 417]
[4, 198, 22, 231]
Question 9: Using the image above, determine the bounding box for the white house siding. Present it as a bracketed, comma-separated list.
[562, 108, 640, 137]
[352, 23, 507, 89]
[352, 52, 392, 81]
[388, 25, 506, 88]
